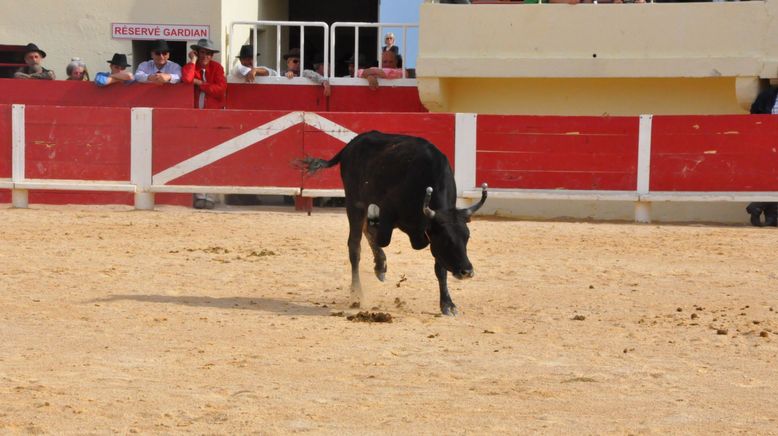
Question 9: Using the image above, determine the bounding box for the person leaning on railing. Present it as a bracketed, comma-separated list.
[358, 50, 403, 90]
[135, 40, 182, 85]
[229, 44, 277, 83]
[14, 43, 55, 80]
[94, 54, 134, 87]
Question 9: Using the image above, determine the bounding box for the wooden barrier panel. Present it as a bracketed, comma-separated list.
[0, 79, 194, 108]
[650, 115, 778, 191]
[152, 109, 303, 188]
[226, 83, 328, 111]
[0, 105, 10, 179]
[25, 105, 131, 180]
[327, 85, 427, 113]
[301, 112, 455, 190]
[476, 115, 639, 190]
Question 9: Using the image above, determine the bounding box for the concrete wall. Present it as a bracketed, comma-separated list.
[417, 0, 778, 116]
[0, 0, 265, 79]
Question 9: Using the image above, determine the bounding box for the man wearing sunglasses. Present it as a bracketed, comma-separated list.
[283, 48, 301, 78]
[135, 40, 181, 84]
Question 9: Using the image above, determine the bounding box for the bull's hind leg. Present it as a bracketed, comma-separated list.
[346, 206, 366, 307]
[363, 221, 387, 282]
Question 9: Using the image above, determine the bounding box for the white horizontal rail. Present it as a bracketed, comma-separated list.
[150, 185, 300, 196]
[462, 188, 639, 202]
[13, 179, 136, 192]
[301, 189, 346, 198]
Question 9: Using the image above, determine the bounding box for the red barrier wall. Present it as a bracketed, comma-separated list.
[225, 83, 426, 113]
[651, 115, 778, 191]
[152, 109, 303, 188]
[0, 79, 194, 108]
[476, 115, 639, 190]
[226, 84, 328, 111]
[327, 86, 427, 113]
[302, 113, 455, 190]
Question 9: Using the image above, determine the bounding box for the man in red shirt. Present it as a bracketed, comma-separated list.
[182, 38, 226, 110]
[181, 38, 227, 209]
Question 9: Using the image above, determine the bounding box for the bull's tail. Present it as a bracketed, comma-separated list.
[297, 150, 343, 175]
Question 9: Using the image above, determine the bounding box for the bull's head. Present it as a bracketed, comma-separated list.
[423, 183, 488, 279]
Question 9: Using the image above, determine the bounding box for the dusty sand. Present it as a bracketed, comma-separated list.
[1, 204, 777, 435]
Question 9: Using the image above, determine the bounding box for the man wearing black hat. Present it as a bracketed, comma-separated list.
[282, 48, 302, 78]
[229, 45, 277, 83]
[94, 53, 134, 87]
[135, 40, 182, 84]
[14, 43, 55, 80]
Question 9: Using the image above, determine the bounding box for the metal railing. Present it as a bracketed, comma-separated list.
[330, 22, 418, 78]
[229, 20, 329, 78]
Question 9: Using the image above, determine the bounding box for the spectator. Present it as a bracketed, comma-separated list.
[14, 43, 55, 80]
[359, 50, 404, 90]
[65, 57, 89, 81]
[383, 32, 399, 55]
[229, 44, 277, 83]
[745, 85, 778, 227]
[299, 53, 331, 97]
[383, 32, 403, 68]
[94, 54, 134, 87]
[135, 40, 182, 85]
[343, 53, 366, 78]
[283, 48, 301, 78]
[181, 38, 227, 210]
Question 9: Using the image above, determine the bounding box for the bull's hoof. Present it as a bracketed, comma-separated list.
[441, 303, 458, 316]
[374, 262, 387, 282]
[367, 204, 380, 227]
[750, 213, 763, 227]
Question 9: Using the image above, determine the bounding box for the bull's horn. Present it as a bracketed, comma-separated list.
[463, 183, 488, 217]
[423, 186, 436, 219]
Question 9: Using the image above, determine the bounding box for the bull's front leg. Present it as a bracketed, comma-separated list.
[435, 261, 457, 316]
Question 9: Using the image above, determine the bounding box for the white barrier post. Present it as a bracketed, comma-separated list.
[454, 113, 477, 206]
[131, 108, 154, 210]
[11, 104, 28, 208]
[635, 114, 653, 223]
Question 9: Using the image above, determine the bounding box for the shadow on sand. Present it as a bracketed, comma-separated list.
[89, 294, 331, 317]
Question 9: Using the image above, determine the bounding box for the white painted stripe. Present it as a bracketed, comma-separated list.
[12, 104, 25, 182]
[153, 111, 304, 185]
[454, 113, 477, 196]
[0, 180, 13, 189]
[131, 108, 153, 190]
[303, 112, 357, 143]
[637, 114, 653, 195]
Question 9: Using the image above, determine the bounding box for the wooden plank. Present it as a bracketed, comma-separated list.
[24, 106, 131, 181]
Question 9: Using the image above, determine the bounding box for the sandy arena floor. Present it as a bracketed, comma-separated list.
[1, 204, 777, 434]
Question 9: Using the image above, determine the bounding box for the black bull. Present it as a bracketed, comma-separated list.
[301, 131, 487, 316]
